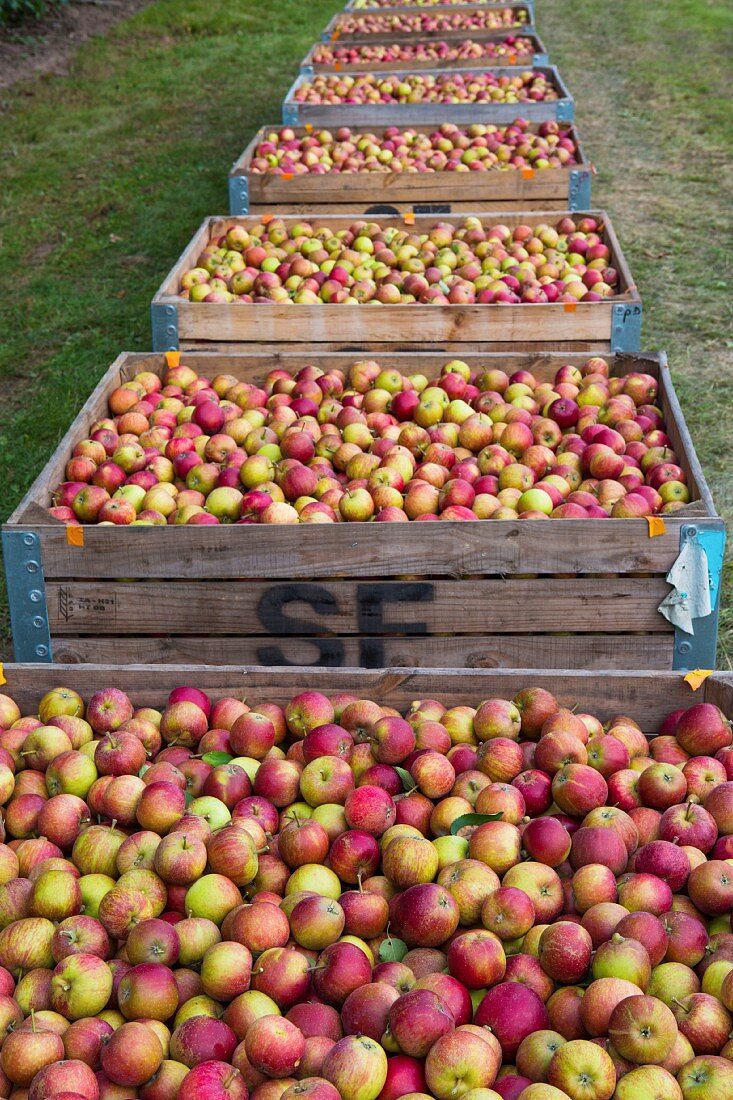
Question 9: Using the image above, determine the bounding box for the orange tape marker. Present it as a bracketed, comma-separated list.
[165, 351, 180, 368]
[66, 527, 85, 547]
[684, 669, 714, 691]
[647, 516, 666, 538]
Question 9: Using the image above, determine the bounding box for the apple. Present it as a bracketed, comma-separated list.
[101, 1020, 164, 1086]
[0, 1024, 65, 1087]
[340, 982, 398, 1042]
[388, 988, 454, 1058]
[321, 1035, 387, 1100]
[474, 982, 549, 1060]
[546, 1039, 616, 1100]
[425, 1027, 501, 1098]
[608, 993, 678, 1063]
[245, 1015, 306, 1078]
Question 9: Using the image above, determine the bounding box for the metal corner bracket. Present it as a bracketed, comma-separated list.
[2, 530, 52, 662]
[532, 52, 549, 66]
[568, 169, 592, 211]
[229, 175, 250, 216]
[555, 99, 574, 123]
[151, 302, 179, 352]
[673, 522, 727, 670]
[611, 302, 643, 352]
[282, 104, 299, 127]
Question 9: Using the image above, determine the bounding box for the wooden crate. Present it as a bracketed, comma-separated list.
[282, 66, 573, 127]
[150, 210, 641, 353]
[0, 664, 732, 733]
[3, 350, 724, 671]
[300, 31, 550, 74]
[322, 4, 534, 44]
[228, 122, 591, 216]
[342, 0, 536, 19]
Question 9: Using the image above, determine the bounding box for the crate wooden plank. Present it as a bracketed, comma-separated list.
[48, 634, 675, 672]
[2, 665, 721, 728]
[300, 31, 550, 73]
[282, 66, 573, 128]
[16, 518, 704, 580]
[45, 577, 673, 635]
[152, 210, 639, 351]
[230, 121, 590, 215]
[323, 5, 534, 44]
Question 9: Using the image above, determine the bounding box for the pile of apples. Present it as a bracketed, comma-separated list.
[177, 215, 619, 307]
[333, 9, 529, 35]
[49, 354, 690, 527]
[351, 0, 519, 8]
[0, 681, 731, 1100]
[310, 37, 538, 68]
[249, 121, 577, 176]
[292, 72, 557, 107]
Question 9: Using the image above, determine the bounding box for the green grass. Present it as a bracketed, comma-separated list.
[0, 0, 731, 662]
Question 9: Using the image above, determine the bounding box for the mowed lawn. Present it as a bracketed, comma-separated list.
[0, 0, 731, 661]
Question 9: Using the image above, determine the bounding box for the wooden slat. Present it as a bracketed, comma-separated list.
[19, 517, 712, 580]
[46, 633, 674, 672]
[45, 577, 673, 635]
[0, 665, 710, 727]
[171, 300, 616, 347]
[178, 338, 615, 354]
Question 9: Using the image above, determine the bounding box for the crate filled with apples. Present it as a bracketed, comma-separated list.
[300, 33, 549, 75]
[0, 663, 731, 1100]
[151, 212, 638, 351]
[4, 349, 722, 668]
[281, 67, 572, 127]
[321, 6, 533, 45]
[228, 120, 589, 217]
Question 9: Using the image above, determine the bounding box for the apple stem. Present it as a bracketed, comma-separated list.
[31, 1009, 36, 1033]
[672, 998, 689, 1012]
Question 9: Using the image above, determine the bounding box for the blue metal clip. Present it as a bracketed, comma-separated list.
[151, 303, 179, 352]
[229, 175, 249, 216]
[282, 104, 299, 127]
[673, 522, 726, 670]
[611, 302, 643, 352]
[555, 99, 574, 123]
[2, 530, 52, 662]
[568, 170, 592, 211]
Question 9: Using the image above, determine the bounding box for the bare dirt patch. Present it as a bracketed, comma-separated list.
[0, 0, 149, 90]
